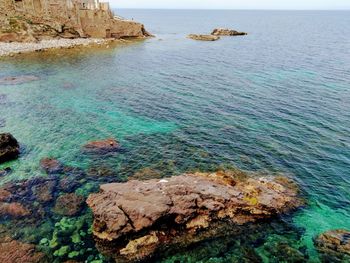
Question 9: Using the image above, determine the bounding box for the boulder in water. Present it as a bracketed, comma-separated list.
[188, 34, 220, 41]
[87, 170, 303, 262]
[82, 138, 120, 154]
[0, 133, 20, 164]
[211, 28, 247, 36]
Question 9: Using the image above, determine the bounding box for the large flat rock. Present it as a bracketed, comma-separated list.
[87, 170, 303, 262]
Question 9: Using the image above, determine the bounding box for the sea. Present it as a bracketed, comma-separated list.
[0, 9, 349, 262]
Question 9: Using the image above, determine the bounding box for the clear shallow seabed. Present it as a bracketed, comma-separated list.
[0, 9, 350, 262]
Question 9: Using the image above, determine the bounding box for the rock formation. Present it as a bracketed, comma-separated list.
[0, 133, 20, 164]
[188, 34, 220, 41]
[52, 193, 85, 216]
[0, 236, 46, 263]
[87, 170, 303, 262]
[0, 0, 151, 43]
[211, 28, 247, 36]
[82, 138, 120, 154]
[40, 158, 64, 174]
[314, 229, 350, 261]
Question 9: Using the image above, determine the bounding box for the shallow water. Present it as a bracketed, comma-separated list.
[0, 9, 350, 262]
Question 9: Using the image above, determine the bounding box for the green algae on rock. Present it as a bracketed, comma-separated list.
[87, 170, 303, 262]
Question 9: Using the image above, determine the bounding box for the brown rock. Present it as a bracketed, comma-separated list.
[0, 202, 30, 218]
[0, 236, 45, 263]
[32, 180, 56, 203]
[0, 133, 20, 164]
[187, 34, 220, 41]
[0, 189, 12, 202]
[211, 28, 247, 36]
[87, 170, 303, 262]
[40, 158, 63, 174]
[314, 229, 350, 261]
[82, 138, 120, 154]
[53, 193, 85, 216]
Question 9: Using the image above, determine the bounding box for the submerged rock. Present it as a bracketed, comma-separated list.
[129, 167, 162, 181]
[0, 118, 5, 128]
[82, 138, 120, 154]
[0, 189, 12, 202]
[53, 193, 85, 216]
[0, 133, 20, 164]
[87, 165, 117, 178]
[0, 236, 45, 263]
[188, 34, 220, 41]
[0, 75, 40, 85]
[31, 179, 57, 203]
[0, 176, 59, 220]
[0, 202, 31, 218]
[314, 229, 350, 261]
[87, 170, 302, 262]
[40, 158, 64, 174]
[0, 167, 12, 177]
[211, 28, 247, 36]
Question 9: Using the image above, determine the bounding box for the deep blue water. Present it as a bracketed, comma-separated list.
[0, 9, 350, 262]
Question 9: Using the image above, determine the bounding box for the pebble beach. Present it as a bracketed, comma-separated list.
[0, 38, 109, 57]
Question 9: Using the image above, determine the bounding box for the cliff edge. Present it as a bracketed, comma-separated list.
[0, 0, 151, 42]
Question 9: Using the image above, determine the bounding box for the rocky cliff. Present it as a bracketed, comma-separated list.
[0, 0, 150, 42]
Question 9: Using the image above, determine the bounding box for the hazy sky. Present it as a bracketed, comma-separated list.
[109, 0, 350, 10]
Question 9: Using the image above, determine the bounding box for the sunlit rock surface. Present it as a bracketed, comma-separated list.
[211, 28, 247, 36]
[87, 170, 303, 262]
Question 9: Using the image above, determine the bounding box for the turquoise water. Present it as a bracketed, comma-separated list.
[1, 10, 350, 262]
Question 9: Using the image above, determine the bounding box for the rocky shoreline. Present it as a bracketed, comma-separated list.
[0, 38, 114, 57]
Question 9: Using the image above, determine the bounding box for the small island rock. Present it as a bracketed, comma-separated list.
[0, 133, 20, 164]
[87, 170, 303, 262]
[188, 34, 220, 41]
[82, 138, 120, 154]
[211, 28, 247, 36]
